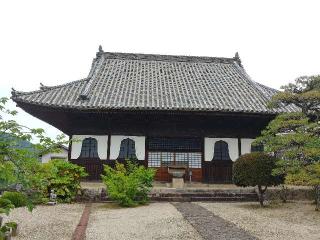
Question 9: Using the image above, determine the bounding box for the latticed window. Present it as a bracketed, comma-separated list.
[148, 152, 202, 168]
[79, 138, 99, 158]
[147, 137, 202, 168]
[251, 144, 264, 152]
[213, 140, 231, 161]
[148, 137, 201, 151]
[118, 138, 137, 159]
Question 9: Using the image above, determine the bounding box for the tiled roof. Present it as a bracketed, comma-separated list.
[11, 50, 298, 114]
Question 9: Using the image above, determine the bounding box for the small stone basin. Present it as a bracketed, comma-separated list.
[168, 165, 187, 178]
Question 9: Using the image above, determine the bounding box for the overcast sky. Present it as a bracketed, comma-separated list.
[0, 0, 319, 139]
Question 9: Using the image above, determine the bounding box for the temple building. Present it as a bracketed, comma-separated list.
[11, 47, 296, 183]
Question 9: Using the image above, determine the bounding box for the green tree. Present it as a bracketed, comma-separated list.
[0, 97, 69, 199]
[269, 75, 320, 116]
[255, 75, 320, 210]
[233, 152, 284, 206]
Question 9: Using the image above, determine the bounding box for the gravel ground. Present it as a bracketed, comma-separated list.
[173, 202, 256, 240]
[86, 202, 201, 240]
[3, 204, 84, 240]
[198, 201, 320, 240]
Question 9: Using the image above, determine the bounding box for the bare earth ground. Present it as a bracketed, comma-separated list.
[198, 201, 320, 240]
[86, 202, 202, 240]
[3, 204, 84, 240]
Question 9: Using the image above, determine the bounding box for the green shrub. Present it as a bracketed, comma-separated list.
[0, 198, 14, 215]
[1, 192, 28, 208]
[233, 152, 284, 206]
[5, 222, 17, 230]
[286, 162, 320, 210]
[44, 160, 88, 203]
[102, 161, 155, 207]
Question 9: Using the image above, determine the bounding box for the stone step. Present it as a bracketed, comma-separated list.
[150, 193, 258, 202]
[151, 196, 257, 202]
[150, 192, 257, 198]
[78, 187, 258, 202]
[150, 189, 256, 194]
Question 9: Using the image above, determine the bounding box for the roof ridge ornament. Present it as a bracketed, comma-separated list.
[40, 83, 50, 90]
[234, 52, 243, 68]
[96, 45, 104, 58]
[11, 88, 17, 97]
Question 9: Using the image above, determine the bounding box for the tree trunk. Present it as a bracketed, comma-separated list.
[258, 185, 267, 207]
[280, 185, 288, 203]
[315, 185, 320, 211]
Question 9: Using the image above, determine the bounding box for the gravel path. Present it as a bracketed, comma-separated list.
[86, 202, 201, 240]
[3, 203, 84, 240]
[173, 202, 257, 240]
[198, 201, 320, 240]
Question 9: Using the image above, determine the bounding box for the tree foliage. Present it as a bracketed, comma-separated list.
[0, 97, 89, 203]
[256, 75, 320, 210]
[255, 112, 320, 173]
[233, 152, 284, 206]
[269, 75, 320, 116]
[42, 160, 87, 203]
[0, 97, 69, 193]
[102, 161, 155, 207]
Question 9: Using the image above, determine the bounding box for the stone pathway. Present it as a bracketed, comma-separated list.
[173, 202, 257, 240]
[72, 203, 92, 240]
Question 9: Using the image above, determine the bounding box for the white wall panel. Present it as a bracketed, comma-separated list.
[110, 136, 145, 160]
[204, 138, 239, 161]
[71, 135, 108, 159]
[241, 138, 255, 155]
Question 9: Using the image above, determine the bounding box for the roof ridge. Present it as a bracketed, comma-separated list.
[79, 54, 105, 100]
[100, 51, 237, 64]
[232, 62, 274, 104]
[254, 82, 279, 93]
[11, 78, 88, 97]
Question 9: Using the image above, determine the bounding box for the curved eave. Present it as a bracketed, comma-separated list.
[12, 97, 293, 117]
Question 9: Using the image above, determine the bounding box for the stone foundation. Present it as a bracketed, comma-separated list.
[171, 178, 184, 188]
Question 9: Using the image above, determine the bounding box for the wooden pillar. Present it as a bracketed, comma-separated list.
[238, 137, 242, 157]
[107, 134, 111, 161]
[68, 135, 72, 161]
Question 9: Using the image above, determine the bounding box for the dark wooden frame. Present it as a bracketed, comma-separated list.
[17, 102, 275, 182]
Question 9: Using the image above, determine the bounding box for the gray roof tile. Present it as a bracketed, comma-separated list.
[12, 51, 298, 114]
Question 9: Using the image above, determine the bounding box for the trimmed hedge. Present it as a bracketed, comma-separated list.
[233, 152, 284, 206]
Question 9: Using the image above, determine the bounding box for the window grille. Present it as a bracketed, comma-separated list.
[118, 138, 137, 159]
[212, 140, 231, 161]
[188, 153, 202, 168]
[148, 152, 201, 168]
[148, 137, 201, 151]
[79, 138, 99, 158]
[251, 144, 264, 152]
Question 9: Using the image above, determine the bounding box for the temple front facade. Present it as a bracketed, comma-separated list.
[11, 48, 295, 183]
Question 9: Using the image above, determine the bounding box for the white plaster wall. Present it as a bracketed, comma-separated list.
[110, 135, 145, 160]
[241, 138, 255, 155]
[41, 149, 68, 163]
[71, 135, 108, 159]
[204, 138, 239, 161]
